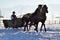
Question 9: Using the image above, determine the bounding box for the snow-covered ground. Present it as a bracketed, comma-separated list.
[0, 28, 60, 40]
[0, 24, 60, 40]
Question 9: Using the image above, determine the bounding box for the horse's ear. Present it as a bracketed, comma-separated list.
[38, 4, 42, 6]
[38, 4, 42, 8]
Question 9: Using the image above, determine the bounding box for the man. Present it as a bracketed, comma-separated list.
[11, 11, 17, 20]
[11, 11, 17, 28]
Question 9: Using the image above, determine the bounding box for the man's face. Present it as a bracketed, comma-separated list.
[13, 13, 15, 15]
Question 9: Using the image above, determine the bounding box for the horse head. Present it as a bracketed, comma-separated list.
[42, 5, 48, 13]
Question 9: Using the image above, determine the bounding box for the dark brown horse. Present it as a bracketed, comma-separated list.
[22, 4, 42, 31]
[22, 13, 37, 31]
[30, 5, 48, 31]
[22, 4, 48, 32]
[22, 13, 32, 31]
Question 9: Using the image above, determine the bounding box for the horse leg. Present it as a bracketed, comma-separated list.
[24, 25, 27, 31]
[27, 24, 29, 31]
[29, 22, 33, 31]
[34, 23, 38, 32]
[24, 22, 28, 31]
[29, 24, 31, 31]
[24, 22, 27, 31]
[24, 26, 26, 31]
[40, 23, 43, 31]
[44, 24, 46, 32]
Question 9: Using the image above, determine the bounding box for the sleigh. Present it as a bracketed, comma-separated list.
[3, 18, 24, 28]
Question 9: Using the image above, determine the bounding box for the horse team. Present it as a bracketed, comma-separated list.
[3, 4, 48, 32]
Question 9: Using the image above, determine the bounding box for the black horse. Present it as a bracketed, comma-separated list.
[22, 13, 32, 31]
[22, 4, 48, 32]
[29, 5, 48, 32]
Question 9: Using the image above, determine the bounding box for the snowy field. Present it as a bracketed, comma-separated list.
[0, 26, 60, 40]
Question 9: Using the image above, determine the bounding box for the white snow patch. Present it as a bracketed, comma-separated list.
[0, 32, 5, 37]
[12, 31, 20, 35]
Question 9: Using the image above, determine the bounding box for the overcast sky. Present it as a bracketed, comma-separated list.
[0, 0, 60, 18]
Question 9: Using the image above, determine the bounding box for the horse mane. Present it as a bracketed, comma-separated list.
[32, 8, 39, 15]
[32, 5, 42, 16]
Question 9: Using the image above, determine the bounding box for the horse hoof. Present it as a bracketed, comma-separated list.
[34, 29, 38, 32]
[40, 29, 42, 31]
[36, 30, 38, 32]
[27, 30, 29, 31]
[44, 28, 46, 32]
[24, 29, 26, 31]
[34, 29, 37, 31]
